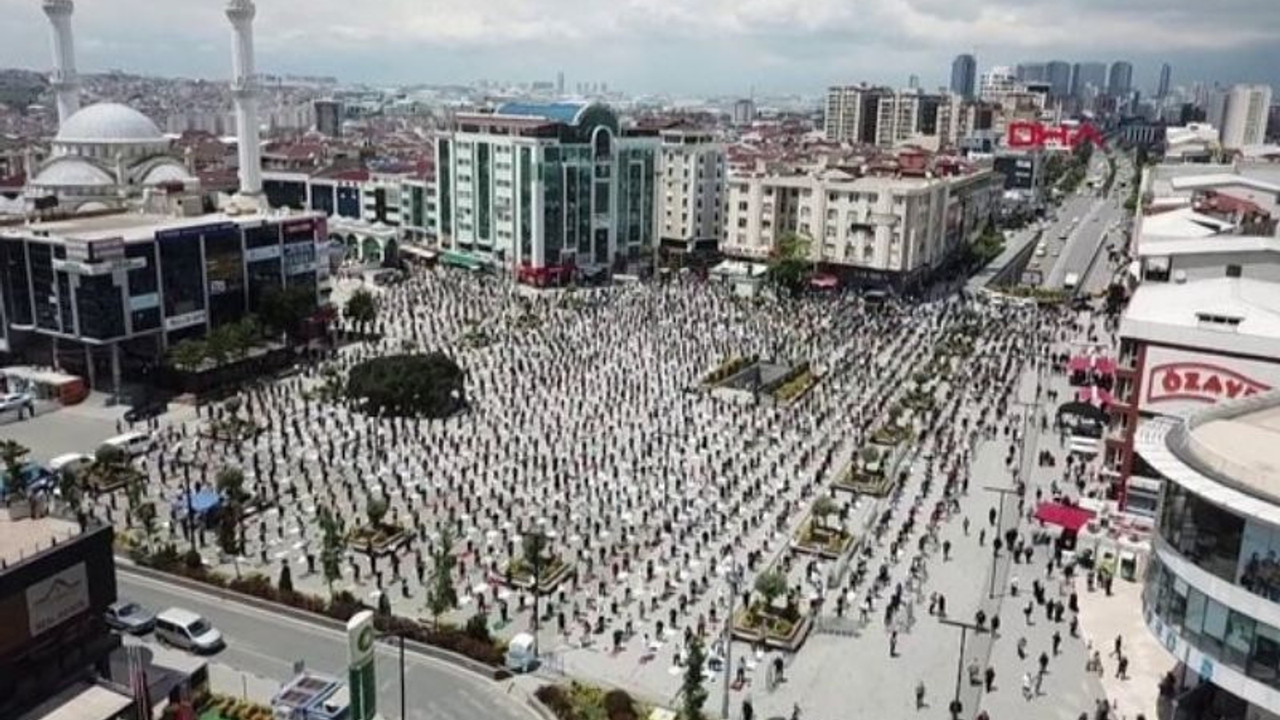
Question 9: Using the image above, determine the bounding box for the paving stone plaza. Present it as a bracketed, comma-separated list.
[76, 267, 1159, 720]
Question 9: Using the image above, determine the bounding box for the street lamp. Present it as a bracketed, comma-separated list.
[939, 617, 983, 720]
[721, 565, 742, 719]
[377, 630, 407, 720]
[522, 529, 552, 663]
[983, 485, 1020, 600]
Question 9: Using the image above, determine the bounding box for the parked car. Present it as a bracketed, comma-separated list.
[0, 392, 33, 415]
[105, 600, 156, 634]
[124, 401, 167, 424]
[100, 431, 153, 458]
[155, 608, 224, 653]
[49, 452, 94, 475]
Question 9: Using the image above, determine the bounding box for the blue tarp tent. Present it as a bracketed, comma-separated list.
[172, 489, 222, 518]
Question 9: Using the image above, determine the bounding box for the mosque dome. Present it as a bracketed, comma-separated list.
[55, 102, 164, 144]
[30, 156, 116, 187]
[141, 162, 194, 186]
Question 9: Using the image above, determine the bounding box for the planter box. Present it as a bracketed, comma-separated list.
[501, 558, 574, 594]
[731, 611, 812, 652]
[348, 526, 411, 556]
[831, 472, 896, 498]
[790, 519, 854, 560]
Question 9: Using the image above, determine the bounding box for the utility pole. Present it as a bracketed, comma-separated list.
[939, 617, 983, 720]
[983, 485, 1020, 599]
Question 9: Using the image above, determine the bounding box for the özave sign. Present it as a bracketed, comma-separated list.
[1142, 347, 1280, 417]
[1006, 121, 1106, 150]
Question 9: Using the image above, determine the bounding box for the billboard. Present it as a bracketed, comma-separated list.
[1141, 345, 1280, 417]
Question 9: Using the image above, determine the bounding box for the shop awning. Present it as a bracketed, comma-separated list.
[1034, 502, 1096, 533]
[1076, 386, 1114, 407]
[1068, 356, 1089, 372]
[810, 274, 839, 289]
[1094, 357, 1117, 375]
[440, 250, 489, 270]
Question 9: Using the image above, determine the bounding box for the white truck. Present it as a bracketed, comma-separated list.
[1063, 272, 1080, 290]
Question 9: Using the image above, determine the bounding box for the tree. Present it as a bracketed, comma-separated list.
[522, 532, 548, 575]
[345, 353, 466, 419]
[216, 466, 249, 505]
[218, 500, 244, 578]
[229, 316, 261, 360]
[136, 502, 157, 550]
[767, 232, 812, 298]
[681, 635, 709, 720]
[426, 526, 459, 629]
[259, 285, 318, 344]
[345, 289, 379, 337]
[812, 495, 838, 530]
[205, 325, 234, 368]
[0, 439, 30, 504]
[168, 339, 207, 373]
[319, 506, 345, 597]
[365, 496, 389, 529]
[754, 570, 787, 611]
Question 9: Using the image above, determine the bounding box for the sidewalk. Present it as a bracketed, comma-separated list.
[208, 662, 284, 705]
[1075, 574, 1169, 720]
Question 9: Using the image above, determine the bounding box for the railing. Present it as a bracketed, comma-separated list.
[1167, 393, 1280, 502]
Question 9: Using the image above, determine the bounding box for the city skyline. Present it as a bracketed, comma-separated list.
[0, 0, 1277, 95]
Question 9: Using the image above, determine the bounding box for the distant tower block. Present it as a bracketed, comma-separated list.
[42, 0, 80, 126]
[226, 0, 263, 198]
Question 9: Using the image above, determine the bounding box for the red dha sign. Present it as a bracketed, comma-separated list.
[1006, 121, 1106, 150]
[1146, 362, 1272, 405]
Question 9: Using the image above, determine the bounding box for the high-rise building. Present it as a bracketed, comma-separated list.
[556, 71, 564, 95]
[314, 98, 343, 137]
[824, 84, 891, 143]
[1218, 84, 1273, 149]
[979, 67, 1019, 103]
[1016, 62, 1047, 83]
[657, 128, 724, 263]
[1071, 62, 1108, 100]
[732, 98, 756, 127]
[1108, 61, 1134, 97]
[1157, 63, 1172, 99]
[1046, 61, 1071, 100]
[432, 101, 658, 282]
[950, 54, 977, 99]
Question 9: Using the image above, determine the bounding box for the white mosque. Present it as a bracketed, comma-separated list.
[24, 0, 198, 212]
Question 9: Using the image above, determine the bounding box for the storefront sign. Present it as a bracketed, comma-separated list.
[26, 563, 89, 637]
[1007, 121, 1106, 150]
[346, 610, 377, 720]
[129, 293, 160, 311]
[156, 222, 237, 243]
[245, 245, 282, 262]
[1147, 363, 1271, 405]
[1141, 346, 1280, 417]
[164, 310, 207, 331]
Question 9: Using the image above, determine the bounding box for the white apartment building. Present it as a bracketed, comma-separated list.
[980, 67, 1020, 103]
[721, 161, 1002, 286]
[1219, 84, 1273, 150]
[825, 85, 888, 144]
[657, 128, 725, 261]
[876, 90, 923, 147]
[875, 91, 964, 150]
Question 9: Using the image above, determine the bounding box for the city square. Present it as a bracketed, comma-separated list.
[7, 260, 1163, 720]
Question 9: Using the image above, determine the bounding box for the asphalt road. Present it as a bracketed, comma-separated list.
[117, 569, 537, 720]
[1036, 152, 1134, 291]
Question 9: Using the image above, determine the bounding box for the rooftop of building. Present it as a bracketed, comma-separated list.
[1188, 401, 1280, 505]
[0, 514, 83, 568]
[1136, 235, 1280, 258]
[1121, 277, 1280, 356]
[494, 101, 593, 126]
[3, 206, 322, 242]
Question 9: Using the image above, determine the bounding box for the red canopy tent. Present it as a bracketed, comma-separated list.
[1094, 357, 1117, 375]
[1034, 502, 1096, 533]
[1068, 356, 1089, 372]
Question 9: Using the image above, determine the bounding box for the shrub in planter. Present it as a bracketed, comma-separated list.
[464, 613, 492, 643]
[535, 685, 575, 720]
[328, 590, 365, 620]
[603, 689, 639, 720]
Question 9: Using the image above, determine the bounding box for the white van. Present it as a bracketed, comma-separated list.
[155, 608, 224, 653]
[505, 632, 536, 672]
[101, 431, 153, 457]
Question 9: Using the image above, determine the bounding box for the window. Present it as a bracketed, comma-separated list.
[1250, 623, 1280, 687]
[1227, 264, 1242, 278]
[1201, 598, 1229, 656]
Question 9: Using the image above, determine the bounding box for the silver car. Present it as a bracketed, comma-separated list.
[105, 600, 156, 634]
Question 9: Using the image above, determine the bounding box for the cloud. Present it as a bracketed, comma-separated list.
[0, 0, 1276, 93]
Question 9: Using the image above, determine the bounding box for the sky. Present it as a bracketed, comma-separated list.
[1, 0, 1278, 97]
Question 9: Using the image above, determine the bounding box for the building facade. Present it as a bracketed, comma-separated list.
[950, 54, 977, 99]
[1142, 393, 1280, 720]
[721, 160, 1001, 287]
[1109, 61, 1134, 98]
[657, 128, 725, 265]
[1220, 85, 1274, 150]
[0, 209, 329, 388]
[431, 101, 658, 282]
[824, 85, 889, 144]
